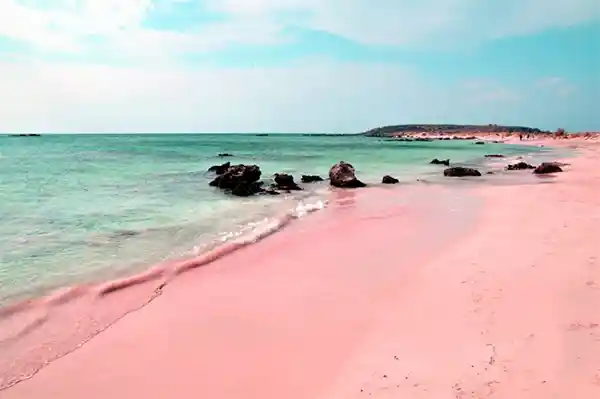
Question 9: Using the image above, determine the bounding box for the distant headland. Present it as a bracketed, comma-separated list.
[363, 124, 545, 137]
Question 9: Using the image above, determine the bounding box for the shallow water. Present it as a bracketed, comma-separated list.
[0, 134, 553, 304]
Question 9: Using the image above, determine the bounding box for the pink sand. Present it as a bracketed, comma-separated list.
[2, 140, 600, 398]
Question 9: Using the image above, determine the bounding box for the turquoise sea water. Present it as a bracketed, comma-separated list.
[0, 134, 550, 305]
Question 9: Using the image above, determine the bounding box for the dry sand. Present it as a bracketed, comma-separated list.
[2, 139, 599, 399]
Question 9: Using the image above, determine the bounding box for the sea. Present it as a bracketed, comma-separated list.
[0, 133, 555, 306]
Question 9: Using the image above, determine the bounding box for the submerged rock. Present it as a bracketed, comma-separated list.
[485, 154, 505, 158]
[506, 162, 535, 171]
[382, 175, 399, 184]
[475, 141, 486, 145]
[301, 175, 324, 183]
[208, 161, 231, 175]
[533, 162, 563, 174]
[218, 153, 233, 157]
[273, 173, 302, 191]
[209, 164, 263, 196]
[443, 167, 482, 177]
[430, 158, 450, 166]
[329, 161, 366, 188]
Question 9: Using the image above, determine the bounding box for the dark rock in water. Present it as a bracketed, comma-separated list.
[506, 162, 535, 171]
[218, 153, 233, 157]
[329, 161, 366, 188]
[414, 137, 432, 142]
[301, 175, 324, 183]
[209, 164, 263, 196]
[486, 171, 495, 175]
[231, 181, 264, 197]
[430, 158, 450, 166]
[474, 141, 485, 145]
[485, 154, 505, 158]
[444, 167, 482, 177]
[208, 161, 231, 175]
[382, 175, 399, 184]
[273, 173, 302, 191]
[10, 133, 41, 137]
[533, 162, 563, 174]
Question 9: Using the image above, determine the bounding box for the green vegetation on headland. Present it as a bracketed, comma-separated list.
[363, 124, 546, 137]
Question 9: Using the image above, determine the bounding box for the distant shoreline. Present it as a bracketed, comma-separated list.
[362, 124, 600, 137]
[1, 129, 598, 136]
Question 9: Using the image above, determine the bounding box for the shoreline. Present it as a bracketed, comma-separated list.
[2, 137, 599, 397]
[0, 137, 561, 313]
[1, 182, 481, 397]
[0, 138, 553, 307]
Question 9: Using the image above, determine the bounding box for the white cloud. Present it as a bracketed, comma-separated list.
[205, 0, 600, 47]
[0, 59, 421, 132]
[462, 78, 522, 104]
[1, 0, 599, 58]
[0, 1, 597, 133]
[536, 77, 577, 97]
[0, 0, 286, 59]
[1, 59, 590, 133]
[0, 0, 155, 51]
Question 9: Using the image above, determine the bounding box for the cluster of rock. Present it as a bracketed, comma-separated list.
[207, 160, 369, 197]
[206, 154, 566, 196]
[208, 164, 265, 196]
[430, 155, 565, 178]
[505, 161, 564, 174]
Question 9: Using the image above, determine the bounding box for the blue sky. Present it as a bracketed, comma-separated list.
[0, 0, 598, 133]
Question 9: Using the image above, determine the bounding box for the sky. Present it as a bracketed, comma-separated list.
[0, 0, 598, 133]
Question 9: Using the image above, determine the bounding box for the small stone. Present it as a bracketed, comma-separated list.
[382, 175, 399, 184]
[443, 167, 482, 177]
[430, 158, 450, 166]
[506, 162, 535, 171]
[533, 162, 563, 174]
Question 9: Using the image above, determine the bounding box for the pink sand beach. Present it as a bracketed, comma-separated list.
[2, 137, 600, 398]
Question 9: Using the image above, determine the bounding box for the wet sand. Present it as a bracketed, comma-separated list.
[2, 139, 600, 398]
